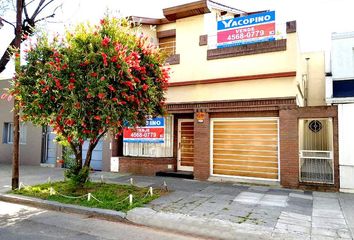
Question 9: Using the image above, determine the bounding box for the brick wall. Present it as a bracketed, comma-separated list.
[193, 111, 210, 180]
[118, 157, 176, 176]
[279, 106, 339, 190]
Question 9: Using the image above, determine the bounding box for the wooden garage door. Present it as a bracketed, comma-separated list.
[212, 119, 279, 180]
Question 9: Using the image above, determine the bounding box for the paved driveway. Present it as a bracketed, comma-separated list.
[1, 164, 354, 239]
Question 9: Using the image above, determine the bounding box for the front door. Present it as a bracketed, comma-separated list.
[41, 126, 57, 165]
[177, 119, 194, 171]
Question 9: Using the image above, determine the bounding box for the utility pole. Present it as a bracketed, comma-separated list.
[12, 0, 23, 190]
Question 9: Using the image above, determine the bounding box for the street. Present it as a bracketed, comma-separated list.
[0, 201, 205, 240]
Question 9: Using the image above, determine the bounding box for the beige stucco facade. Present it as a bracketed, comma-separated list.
[0, 80, 42, 165]
[150, 13, 326, 106]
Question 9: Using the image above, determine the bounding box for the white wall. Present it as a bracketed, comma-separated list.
[332, 32, 354, 80]
[339, 103, 354, 192]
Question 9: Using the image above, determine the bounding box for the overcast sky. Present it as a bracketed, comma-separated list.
[1, 0, 354, 79]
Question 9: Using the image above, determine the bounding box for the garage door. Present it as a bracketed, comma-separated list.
[82, 140, 103, 171]
[211, 118, 279, 180]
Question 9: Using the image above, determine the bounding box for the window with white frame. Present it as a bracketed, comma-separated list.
[123, 116, 173, 157]
[3, 122, 27, 144]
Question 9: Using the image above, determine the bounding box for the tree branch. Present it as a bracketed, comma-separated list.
[1, 17, 16, 29]
[34, 12, 55, 23]
[23, 0, 30, 20]
[0, 38, 15, 73]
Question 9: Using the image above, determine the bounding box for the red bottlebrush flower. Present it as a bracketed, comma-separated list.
[94, 116, 101, 121]
[87, 93, 93, 99]
[51, 96, 55, 101]
[101, 52, 108, 66]
[108, 85, 115, 91]
[48, 73, 53, 78]
[74, 102, 81, 109]
[79, 138, 84, 144]
[101, 36, 111, 47]
[68, 83, 75, 90]
[142, 84, 149, 91]
[98, 93, 105, 99]
[112, 97, 118, 101]
[100, 76, 106, 81]
[65, 119, 75, 126]
[90, 72, 98, 77]
[32, 90, 38, 94]
[69, 78, 75, 83]
[111, 56, 117, 63]
[100, 19, 106, 25]
[67, 136, 72, 143]
[38, 104, 44, 109]
[123, 81, 134, 90]
[84, 87, 89, 92]
[39, 80, 46, 85]
[61, 64, 68, 70]
[70, 72, 75, 77]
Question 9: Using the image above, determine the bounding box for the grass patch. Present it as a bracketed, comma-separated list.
[12, 181, 166, 212]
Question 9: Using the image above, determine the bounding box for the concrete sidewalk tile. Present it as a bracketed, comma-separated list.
[280, 211, 311, 222]
[289, 192, 313, 200]
[233, 192, 264, 204]
[200, 185, 242, 196]
[266, 188, 292, 196]
[260, 194, 288, 207]
[312, 227, 352, 239]
[248, 186, 269, 192]
[312, 208, 344, 219]
[312, 216, 348, 229]
[313, 192, 339, 199]
[272, 232, 310, 240]
[274, 222, 311, 234]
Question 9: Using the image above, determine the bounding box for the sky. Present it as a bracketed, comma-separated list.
[1, 0, 354, 79]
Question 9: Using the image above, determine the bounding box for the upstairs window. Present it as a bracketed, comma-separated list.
[158, 36, 176, 56]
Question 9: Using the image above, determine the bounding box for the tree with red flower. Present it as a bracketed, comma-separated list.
[11, 16, 169, 184]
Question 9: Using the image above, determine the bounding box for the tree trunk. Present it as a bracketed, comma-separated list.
[83, 132, 106, 169]
[12, 0, 23, 190]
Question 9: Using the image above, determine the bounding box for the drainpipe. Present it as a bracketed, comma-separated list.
[304, 57, 310, 107]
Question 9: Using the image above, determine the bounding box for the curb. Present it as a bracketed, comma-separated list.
[0, 193, 127, 222]
[126, 207, 273, 240]
[0, 193, 275, 240]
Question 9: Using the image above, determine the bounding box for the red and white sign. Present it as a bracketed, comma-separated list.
[217, 22, 275, 44]
[123, 117, 165, 143]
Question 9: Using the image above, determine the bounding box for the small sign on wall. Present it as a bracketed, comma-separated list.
[196, 112, 205, 123]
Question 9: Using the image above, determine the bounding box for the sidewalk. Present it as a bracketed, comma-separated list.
[1, 164, 354, 239]
[100, 174, 354, 240]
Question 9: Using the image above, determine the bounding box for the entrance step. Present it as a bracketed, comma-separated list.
[156, 171, 194, 179]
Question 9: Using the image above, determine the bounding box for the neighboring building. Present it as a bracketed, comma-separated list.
[0, 80, 42, 166]
[112, 0, 338, 190]
[0, 80, 111, 170]
[326, 31, 354, 193]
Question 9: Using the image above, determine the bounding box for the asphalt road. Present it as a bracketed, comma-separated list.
[0, 201, 206, 240]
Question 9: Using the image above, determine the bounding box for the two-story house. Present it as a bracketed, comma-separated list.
[112, 0, 339, 190]
[0, 0, 339, 190]
[326, 31, 354, 193]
